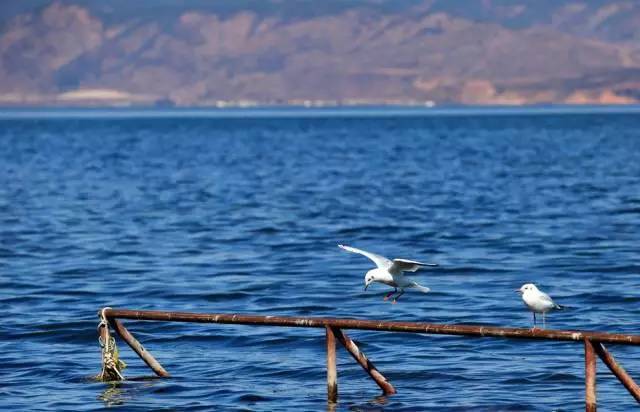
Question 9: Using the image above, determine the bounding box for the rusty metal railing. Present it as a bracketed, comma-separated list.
[97, 308, 640, 410]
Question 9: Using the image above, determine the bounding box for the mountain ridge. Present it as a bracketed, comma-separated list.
[1, 1, 639, 106]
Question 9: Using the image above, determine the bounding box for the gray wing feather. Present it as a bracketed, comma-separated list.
[338, 245, 392, 269]
[539, 292, 561, 308]
[391, 258, 438, 273]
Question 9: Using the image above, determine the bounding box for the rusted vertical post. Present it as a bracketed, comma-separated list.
[97, 318, 124, 381]
[585, 339, 597, 412]
[98, 321, 111, 378]
[108, 318, 170, 377]
[331, 327, 396, 395]
[593, 342, 640, 403]
[326, 326, 338, 402]
[99, 322, 110, 351]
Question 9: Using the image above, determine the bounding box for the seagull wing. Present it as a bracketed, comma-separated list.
[391, 258, 438, 273]
[538, 291, 559, 307]
[338, 245, 392, 269]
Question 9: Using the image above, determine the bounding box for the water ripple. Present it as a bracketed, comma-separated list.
[1, 111, 640, 410]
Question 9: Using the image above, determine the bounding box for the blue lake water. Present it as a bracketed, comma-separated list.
[1, 108, 640, 411]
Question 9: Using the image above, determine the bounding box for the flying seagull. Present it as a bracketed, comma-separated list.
[338, 244, 437, 304]
[517, 283, 563, 329]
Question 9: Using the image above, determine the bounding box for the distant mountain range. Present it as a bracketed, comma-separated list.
[1, 0, 640, 106]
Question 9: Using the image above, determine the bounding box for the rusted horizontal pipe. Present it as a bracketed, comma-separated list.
[102, 309, 640, 346]
[331, 326, 396, 395]
[593, 342, 640, 403]
[108, 318, 170, 378]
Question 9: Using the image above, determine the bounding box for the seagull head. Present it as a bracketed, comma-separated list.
[517, 283, 537, 294]
[364, 270, 376, 291]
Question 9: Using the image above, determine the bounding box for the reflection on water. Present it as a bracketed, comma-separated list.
[347, 395, 389, 412]
[98, 378, 165, 408]
[98, 383, 129, 407]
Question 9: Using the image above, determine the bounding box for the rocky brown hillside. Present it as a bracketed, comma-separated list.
[1, 1, 640, 106]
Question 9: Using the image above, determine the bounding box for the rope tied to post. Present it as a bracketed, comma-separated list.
[97, 307, 126, 381]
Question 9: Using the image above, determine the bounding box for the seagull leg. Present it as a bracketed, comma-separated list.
[392, 289, 405, 304]
[542, 313, 546, 329]
[384, 288, 397, 301]
[532, 312, 536, 329]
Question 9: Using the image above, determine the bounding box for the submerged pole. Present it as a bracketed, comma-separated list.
[326, 326, 338, 402]
[108, 318, 170, 377]
[331, 327, 396, 395]
[97, 314, 124, 381]
[99, 322, 110, 352]
[97, 321, 113, 381]
[593, 342, 640, 403]
[584, 339, 597, 411]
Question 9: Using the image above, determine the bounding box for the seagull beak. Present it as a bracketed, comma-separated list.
[515, 289, 522, 293]
[364, 284, 369, 291]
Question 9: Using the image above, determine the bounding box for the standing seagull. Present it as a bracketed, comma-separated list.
[338, 244, 437, 304]
[517, 283, 563, 329]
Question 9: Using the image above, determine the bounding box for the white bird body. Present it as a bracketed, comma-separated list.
[367, 268, 395, 286]
[339, 244, 436, 303]
[365, 268, 422, 289]
[518, 283, 562, 328]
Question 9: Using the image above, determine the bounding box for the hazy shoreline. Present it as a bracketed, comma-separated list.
[1, 104, 640, 119]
